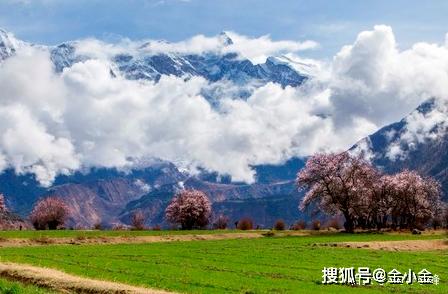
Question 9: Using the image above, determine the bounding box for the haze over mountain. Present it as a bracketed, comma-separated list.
[1, 25, 448, 227]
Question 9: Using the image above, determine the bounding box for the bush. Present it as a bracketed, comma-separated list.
[152, 225, 161, 231]
[273, 219, 286, 230]
[131, 210, 146, 230]
[311, 220, 321, 231]
[93, 222, 102, 230]
[325, 218, 342, 230]
[213, 215, 229, 229]
[29, 197, 69, 230]
[165, 189, 212, 230]
[291, 220, 307, 230]
[237, 217, 253, 230]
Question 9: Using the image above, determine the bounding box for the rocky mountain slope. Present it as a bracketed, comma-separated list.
[0, 159, 303, 228]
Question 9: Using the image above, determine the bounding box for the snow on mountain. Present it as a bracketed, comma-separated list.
[351, 98, 448, 195]
[0, 28, 311, 90]
[0, 29, 24, 61]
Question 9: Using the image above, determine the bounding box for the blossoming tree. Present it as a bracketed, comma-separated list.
[297, 152, 443, 232]
[165, 189, 212, 230]
[29, 197, 69, 230]
[297, 152, 375, 232]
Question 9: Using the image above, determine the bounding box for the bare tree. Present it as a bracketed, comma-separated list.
[131, 210, 146, 230]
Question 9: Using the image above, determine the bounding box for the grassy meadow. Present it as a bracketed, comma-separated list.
[0, 232, 446, 293]
[0, 277, 55, 294]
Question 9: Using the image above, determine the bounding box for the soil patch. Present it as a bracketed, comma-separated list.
[0, 231, 308, 247]
[338, 239, 448, 251]
[0, 262, 173, 293]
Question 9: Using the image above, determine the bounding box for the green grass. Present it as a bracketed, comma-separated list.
[0, 233, 446, 293]
[0, 278, 53, 293]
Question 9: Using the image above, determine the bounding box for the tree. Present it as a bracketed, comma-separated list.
[131, 210, 146, 230]
[213, 214, 229, 229]
[388, 170, 441, 229]
[363, 174, 395, 229]
[297, 152, 375, 233]
[30, 197, 69, 230]
[236, 217, 253, 230]
[297, 152, 444, 232]
[0, 194, 7, 212]
[273, 219, 286, 230]
[165, 189, 212, 230]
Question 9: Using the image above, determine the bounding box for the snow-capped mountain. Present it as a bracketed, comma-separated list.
[0, 29, 312, 90]
[351, 98, 448, 195]
[50, 40, 308, 88]
[0, 29, 23, 61]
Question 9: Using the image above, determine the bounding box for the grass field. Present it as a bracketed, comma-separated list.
[0, 277, 54, 294]
[0, 232, 446, 293]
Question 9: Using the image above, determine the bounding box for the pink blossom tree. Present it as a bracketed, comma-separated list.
[365, 174, 395, 229]
[388, 170, 441, 229]
[297, 152, 444, 231]
[165, 189, 212, 230]
[297, 152, 380, 233]
[30, 197, 69, 230]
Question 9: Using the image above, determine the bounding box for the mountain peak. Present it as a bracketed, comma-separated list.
[218, 31, 233, 46]
[0, 28, 19, 60]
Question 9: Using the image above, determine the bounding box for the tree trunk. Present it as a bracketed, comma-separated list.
[343, 212, 355, 233]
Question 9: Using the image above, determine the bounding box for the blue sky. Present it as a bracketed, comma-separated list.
[1, 0, 448, 58]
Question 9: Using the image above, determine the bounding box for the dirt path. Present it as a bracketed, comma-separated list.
[0, 231, 309, 247]
[0, 262, 174, 293]
[339, 239, 448, 251]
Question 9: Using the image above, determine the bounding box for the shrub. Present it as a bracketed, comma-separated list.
[311, 220, 321, 231]
[237, 217, 253, 230]
[131, 210, 146, 230]
[325, 218, 342, 230]
[152, 225, 161, 231]
[93, 222, 102, 230]
[213, 214, 229, 229]
[291, 220, 307, 230]
[29, 197, 69, 230]
[273, 219, 286, 230]
[165, 189, 212, 230]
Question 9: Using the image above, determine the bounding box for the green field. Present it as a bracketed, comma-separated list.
[0, 232, 446, 293]
[0, 278, 54, 294]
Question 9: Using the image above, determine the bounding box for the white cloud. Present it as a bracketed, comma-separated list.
[73, 31, 318, 65]
[2, 25, 448, 185]
[223, 32, 319, 64]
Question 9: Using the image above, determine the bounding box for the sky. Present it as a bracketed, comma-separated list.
[1, 0, 448, 59]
